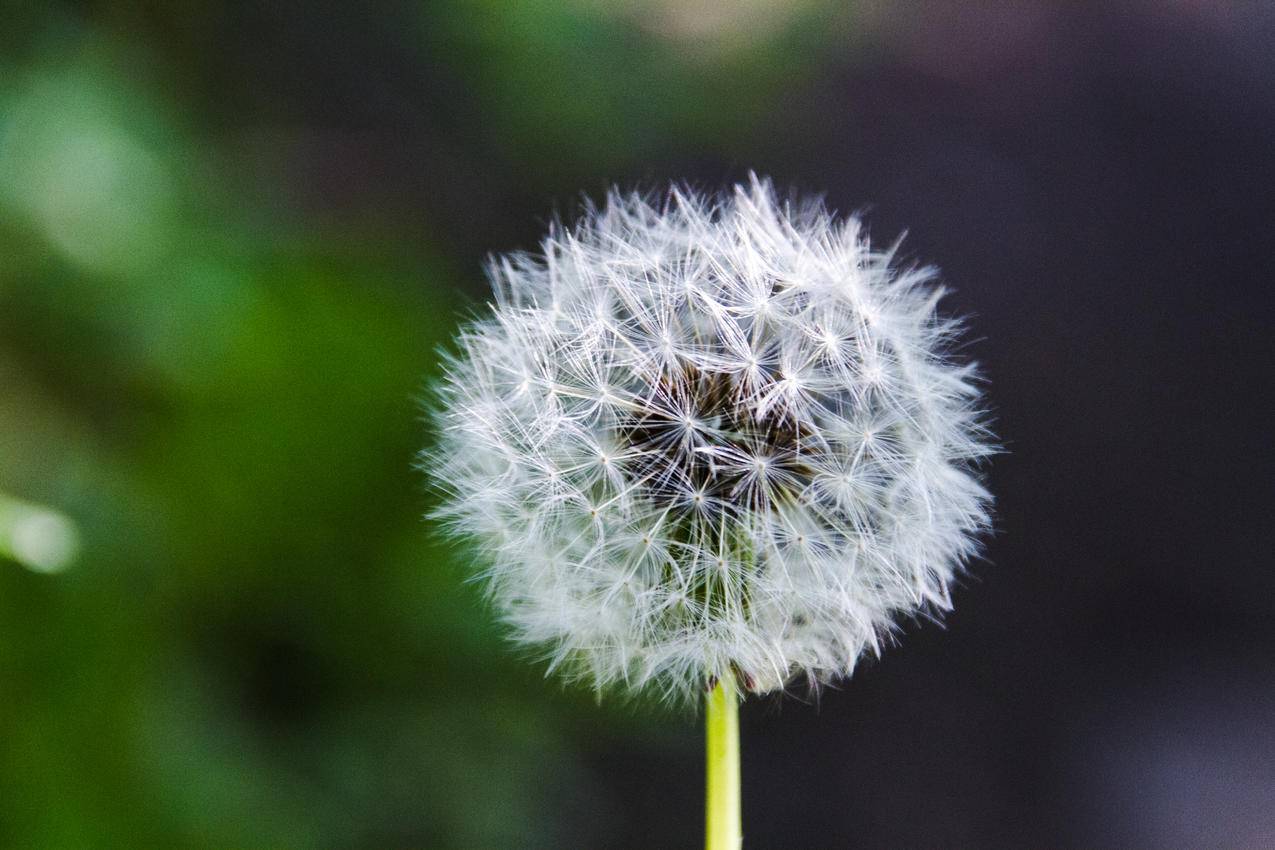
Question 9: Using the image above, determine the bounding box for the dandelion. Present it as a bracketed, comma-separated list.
[426, 175, 993, 848]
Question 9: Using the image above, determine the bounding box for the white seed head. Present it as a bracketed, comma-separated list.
[428, 176, 993, 703]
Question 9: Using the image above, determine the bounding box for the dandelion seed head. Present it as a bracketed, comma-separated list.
[428, 175, 993, 703]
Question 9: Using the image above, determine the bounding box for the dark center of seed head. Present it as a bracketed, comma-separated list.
[620, 364, 815, 514]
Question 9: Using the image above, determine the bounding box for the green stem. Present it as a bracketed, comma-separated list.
[705, 674, 741, 850]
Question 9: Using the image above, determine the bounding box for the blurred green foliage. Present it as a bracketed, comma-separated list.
[0, 3, 852, 845]
[423, 0, 840, 176]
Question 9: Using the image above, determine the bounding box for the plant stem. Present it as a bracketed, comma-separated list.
[705, 674, 741, 850]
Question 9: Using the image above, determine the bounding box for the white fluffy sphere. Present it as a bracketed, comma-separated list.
[429, 176, 992, 702]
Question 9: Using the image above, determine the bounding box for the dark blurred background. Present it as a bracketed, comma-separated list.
[3, 2, 1274, 847]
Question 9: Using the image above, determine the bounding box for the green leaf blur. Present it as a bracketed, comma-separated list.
[0, 3, 850, 846]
